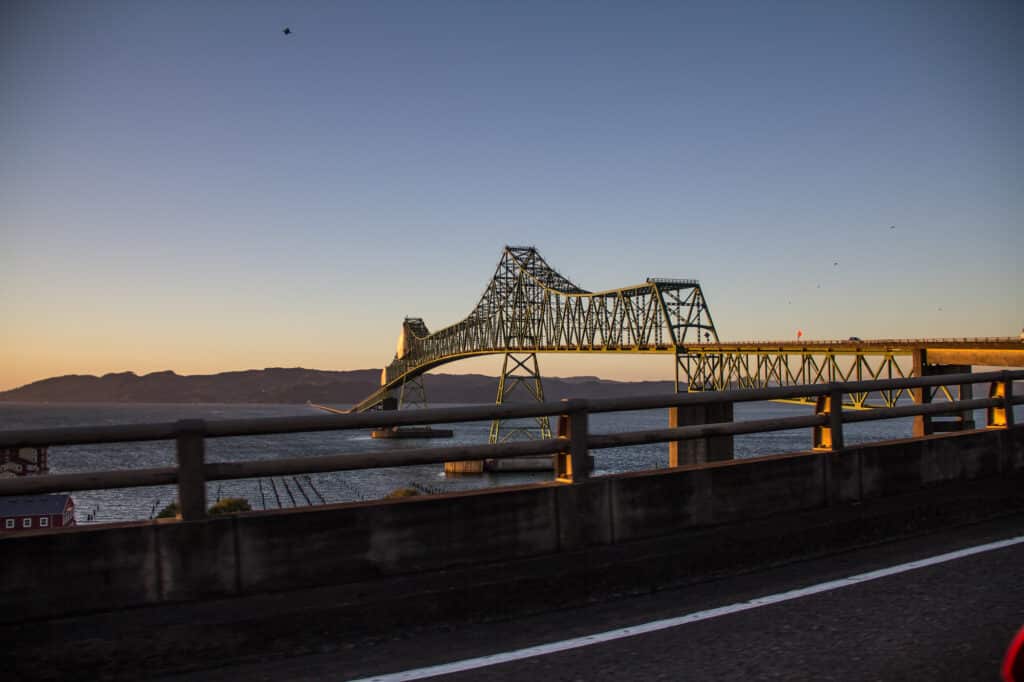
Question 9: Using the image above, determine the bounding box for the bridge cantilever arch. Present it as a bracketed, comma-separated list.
[338, 246, 719, 469]
[351, 245, 719, 415]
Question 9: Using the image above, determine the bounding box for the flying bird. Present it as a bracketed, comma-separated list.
[890, 225, 896, 230]
[833, 261, 839, 267]
[282, 27, 292, 35]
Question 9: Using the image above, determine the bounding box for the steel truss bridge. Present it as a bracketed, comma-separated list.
[349, 246, 1022, 437]
[682, 338, 1023, 410]
[353, 246, 717, 413]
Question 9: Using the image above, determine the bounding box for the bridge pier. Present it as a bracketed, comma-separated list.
[488, 352, 553, 444]
[669, 402, 734, 466]
[374, 384, 454, 440]
[398, 374, 428, 410]
[483, 353, 554, 473]
[913, 350, 975, 436]
[443, 459, 485, 474]
[445, 353, 555, 474]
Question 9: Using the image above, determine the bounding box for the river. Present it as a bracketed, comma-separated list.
[0, 401, 1001, 524]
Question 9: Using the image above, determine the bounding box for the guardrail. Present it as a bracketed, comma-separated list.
[0, 370, 1019, 521]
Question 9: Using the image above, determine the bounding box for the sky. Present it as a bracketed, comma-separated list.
[1, 0, 1022, 391]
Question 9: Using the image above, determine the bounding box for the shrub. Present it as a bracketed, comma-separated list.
[156, 497, 252, 519]
[384, 487, 420, 499]
[156, 501, 179, 519]
[208, 497, 252, 515]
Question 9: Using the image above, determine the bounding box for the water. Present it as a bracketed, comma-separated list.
[0, 401, 1003, 525]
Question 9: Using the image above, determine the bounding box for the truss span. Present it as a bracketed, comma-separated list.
[353, 246, 718, 412]
[681, 337, 1024, 408]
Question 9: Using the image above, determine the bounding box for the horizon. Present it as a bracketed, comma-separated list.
[3, 363, 681, 392]
[4, 1, 1022, 391]
[9, 351, 1023, 395]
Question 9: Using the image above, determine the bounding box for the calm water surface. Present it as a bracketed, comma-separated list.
[1, 401, 996, 524]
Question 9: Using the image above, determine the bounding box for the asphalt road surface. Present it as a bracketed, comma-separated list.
[167, 514, 1024, 682]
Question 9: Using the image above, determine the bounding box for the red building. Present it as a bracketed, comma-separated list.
[0, 494, 75, 532]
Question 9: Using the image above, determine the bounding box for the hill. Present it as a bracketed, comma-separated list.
[0, 368, 677, 404]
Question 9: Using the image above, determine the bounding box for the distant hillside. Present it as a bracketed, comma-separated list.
[0, 368, 677, 404]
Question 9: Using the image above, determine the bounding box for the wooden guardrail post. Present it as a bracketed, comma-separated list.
[912, 349, 934, 437]
[175, 419, 208, 520]
[813, 388, 845, 452]
[987, 372, 1016, 471]
[986, 372, 1014, 429]
[813, 387, 845, 506]
[556, 399, 590, 483]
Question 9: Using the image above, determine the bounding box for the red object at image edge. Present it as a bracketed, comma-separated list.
[1003, 626, 1024, 682]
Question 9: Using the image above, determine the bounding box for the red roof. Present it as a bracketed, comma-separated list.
[0, 494, 72, 517]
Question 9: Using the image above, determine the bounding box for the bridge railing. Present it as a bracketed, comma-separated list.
[0, 370, 1019, 521]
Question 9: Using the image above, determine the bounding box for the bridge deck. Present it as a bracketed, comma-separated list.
[687, 337, 1022, 352]
[352, 338, 1023, 412]
[687, 338, 1024, 368]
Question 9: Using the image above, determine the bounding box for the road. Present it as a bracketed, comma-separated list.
[167, 514, 1024, 681]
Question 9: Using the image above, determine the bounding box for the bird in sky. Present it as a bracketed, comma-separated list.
[833, 261, 839, 267]
[282, 27, 292, 35]
[890, 225, 896, 230]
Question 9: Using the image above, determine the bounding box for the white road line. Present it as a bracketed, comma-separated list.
[348, 534, 1024, 682]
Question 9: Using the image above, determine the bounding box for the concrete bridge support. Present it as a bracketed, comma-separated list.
[913, 350, 975, 436]
[374, 383, 454, 441]
[669, 402, 734, 466]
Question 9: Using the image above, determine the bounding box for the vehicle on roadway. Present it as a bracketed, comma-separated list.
[1005, 625, 1024, 682]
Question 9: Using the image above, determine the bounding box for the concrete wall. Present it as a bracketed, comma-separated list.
[2, 425, 1021, 624]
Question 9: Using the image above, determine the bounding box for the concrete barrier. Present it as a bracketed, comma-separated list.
[1, 425, 1021, 625]
[1, 524, 159, 621]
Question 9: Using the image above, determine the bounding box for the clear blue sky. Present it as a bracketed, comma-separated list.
[2, 0, 1021, 389]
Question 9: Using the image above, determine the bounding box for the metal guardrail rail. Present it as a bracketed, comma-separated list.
[0, 370, 1019, 521]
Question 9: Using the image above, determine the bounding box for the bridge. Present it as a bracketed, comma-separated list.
[349, 245, 1023, 440]
[682, 336, 1024, 412]
[352, 245, 719, 415]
